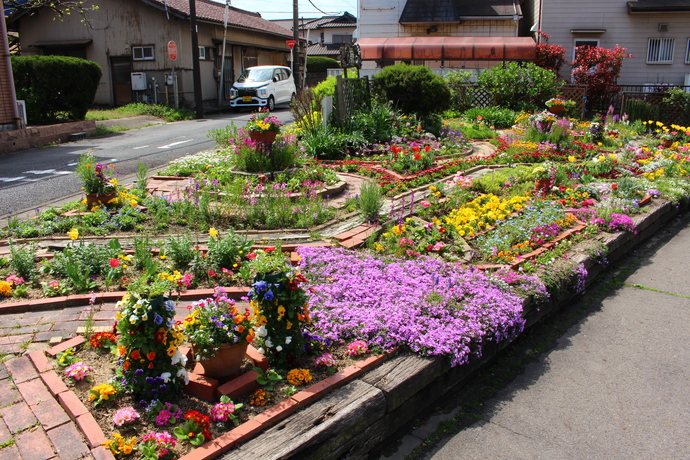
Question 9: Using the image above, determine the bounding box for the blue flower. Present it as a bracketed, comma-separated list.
[253, 280, 268, 293]
[264, 289, 274, 301]
[154, 313, 163, 325]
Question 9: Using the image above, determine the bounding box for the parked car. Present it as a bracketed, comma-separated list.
[229, 65, 296, 111]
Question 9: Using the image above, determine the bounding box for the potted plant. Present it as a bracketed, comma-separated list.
[182, 287, 257, 379]
[532, 161, 558, 195]
[659, 131, 677, 148]
[247, 248, 310, 365]
[245, 109, 282, 145]
[545, 95, 566, 114]
[75, 151, 119, 208]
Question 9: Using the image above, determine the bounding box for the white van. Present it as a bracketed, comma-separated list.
[229, 66, 296, 111]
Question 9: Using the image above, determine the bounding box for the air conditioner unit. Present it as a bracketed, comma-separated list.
[16, 100, 27, 127]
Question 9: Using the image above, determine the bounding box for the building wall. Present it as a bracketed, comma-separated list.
[16, 0, 291, 107]
[539, 0, 690, 86]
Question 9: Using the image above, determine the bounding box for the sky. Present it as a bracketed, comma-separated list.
[210, 0, 357, 20]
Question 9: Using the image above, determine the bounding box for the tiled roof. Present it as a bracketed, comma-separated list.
[143, 0, 293, 37]
[301, 12, 356, 30]
[307, 43, 342, 56]
[400, 0, 521, 23]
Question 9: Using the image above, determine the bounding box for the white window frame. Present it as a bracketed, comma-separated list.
[685, 38, 690, 64]
[132, 45, 154, 61]
[198, 46, 207, 60]
[572, 39, 599, 62]
[647, 38, 675, 64]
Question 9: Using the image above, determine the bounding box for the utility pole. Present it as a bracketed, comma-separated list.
[218, 1, 230, 106]
[292, 0, 300, 91]
[189, 0, 204, 118]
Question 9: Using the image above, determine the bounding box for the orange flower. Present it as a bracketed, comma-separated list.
[234, 315, 245, 324]
[147, 352, 156, 360]
[123, 360, 130, 370]
[130, 350, 141, 360]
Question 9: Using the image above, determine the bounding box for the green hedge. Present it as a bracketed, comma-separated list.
[12, 55, 102, 124]
[307, 56, 341, 72]
[372, 63, 450, 117]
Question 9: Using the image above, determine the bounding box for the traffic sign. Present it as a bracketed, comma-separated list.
[168, 41, 178, 61]
[286, 40, 296, 50]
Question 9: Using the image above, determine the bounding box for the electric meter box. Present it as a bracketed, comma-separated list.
[131, 72, 147, 91]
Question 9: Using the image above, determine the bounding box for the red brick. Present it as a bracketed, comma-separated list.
[45, 336, 86, 357]
[17, 378, 53, 407]
[31, 398, 71, 430]
[290, 251, 300, 266]
[177, 440, 222, 460]
[7, 333, 33, 344]
[0, 378, 20, 407]
[41, 370, 69, 396]
[353, 225, 380, 240]
[323, 365, 363, 388]
[252, 398, 299, 428]
[46, 422, 90, 460]
[216, 419, 263, 453]
[65, 293, 94, 307]
[91, 446, 117, 460]
[0, 418, 11, 445]
[0, 444, 20, 460]
[57, 391, 88, 420]
[15, 427, 56, 460]
[28, 350, 52, 373]
[76, 412, 106, 448]
[291, 379, 333, 407]
[179, 289, 216, 301]
[184, 373, 219, 402]
[334, 225, 370, 242]
[354, 353, 387, 373]
[246, 345, 269, 371]
[216, 370, 259, 400]
[340, 236, 364, 249]
[5, 356, 39, 384]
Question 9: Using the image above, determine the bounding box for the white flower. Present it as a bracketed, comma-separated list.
[265, 338, 274, 348]
[128, 314, 138, 324]
[160, 372, 171, 383]
[255, 325, 267, 338]
[177, 368, 190, 385]
[285, 336, 292, 344]
[171, 350, 187, 366]
[276, 345, 283, 352]
[257, 347, 265, 355]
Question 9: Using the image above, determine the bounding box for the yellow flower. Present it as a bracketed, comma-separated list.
[159, 255, 167, 260]
[209, 227, 219, 238]
[568, 156, 575, 162]
[67, 228, 79, 240]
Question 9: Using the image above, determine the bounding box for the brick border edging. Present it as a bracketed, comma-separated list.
[33, 334, 391, 459]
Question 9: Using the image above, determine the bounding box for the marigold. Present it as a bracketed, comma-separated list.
[286, 368, 312, 386]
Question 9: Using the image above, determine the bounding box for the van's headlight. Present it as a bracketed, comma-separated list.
[258, 86, 269, 98]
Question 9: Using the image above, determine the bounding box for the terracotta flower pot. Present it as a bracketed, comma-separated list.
[249, 130, 278, 145]
[194, 342, 248, 379]
[661, 139, 673, 148]
[548, 105, 564, 115]
[85, 192, 117, 208]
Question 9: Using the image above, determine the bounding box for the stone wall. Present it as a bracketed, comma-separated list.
[0, 120, 96, 154]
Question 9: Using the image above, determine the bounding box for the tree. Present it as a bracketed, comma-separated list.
[5, 1, 98, 16]
[534, 32, 566, 76]
[570, 45, 633, 110]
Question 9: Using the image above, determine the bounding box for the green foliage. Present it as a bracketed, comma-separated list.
[444, 70, 475, 112]
[341, 99, 397, 143]
[313, 76, 337, 99]
[356, 181, 384, 223]
[207, 229, 253, 272]
[307, 56, 341, 72]
[623, 99, 660, 123]
[372, 63, 451, 117]
[164, 234, 197, 271]
[12, 55, 102, 124]
[253, 367, 283, 391]
[477, 62, 563, 111]
[9, 242, 37, 282]
[87, 103, 194, 122]
[463, 107, 517, 129]
[300, 124, 366, 160]
[207, 123, 237, 148]
[662, 88, 690, 121]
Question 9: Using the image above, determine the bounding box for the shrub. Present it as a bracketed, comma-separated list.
[444, 70, 475, 113]
[372, 63, 451, 117]
[477, 62, 563, 111]
[534, 32, 566, 75]
[571, 45, 633, 109]
[313, 76, 337, 100]
[341, 99, 396, 143]
[12, 55, 102, 124]
[623, 99, 660, 122]
[662, 88, 690, 123]
[463, 107, 517, 129]
[307, 56, 340, 72]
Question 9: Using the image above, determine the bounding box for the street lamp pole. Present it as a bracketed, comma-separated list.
[292, 0, 300, 91]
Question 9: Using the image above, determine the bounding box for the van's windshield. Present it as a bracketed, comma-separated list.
[237, 68, 273, 83]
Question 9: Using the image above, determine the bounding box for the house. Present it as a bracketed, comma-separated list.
[272, 12, 357, 60]
[525, 0, 690, 87]
[356, 0, 536, 72]
[7, 0, 294, 108]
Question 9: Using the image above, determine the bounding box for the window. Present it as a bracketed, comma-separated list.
[647, 38, 675, 64]
[573, 39, 599, 61]
[332, 35, 353, 44]
[198, 46, 214, 60]
[686, 38, 690, 64]
[132, 45, 154, 61]
[198, 46, 206, 60]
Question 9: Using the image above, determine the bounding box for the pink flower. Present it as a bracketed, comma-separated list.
[314, 353, 337, 367]
[421, 201, 431, 208]
[113, 407, 140, 426]
[347, 340, 369, 356]
[64, 361, 91, 380]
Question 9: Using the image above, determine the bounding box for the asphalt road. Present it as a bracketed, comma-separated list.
[0, 108, 294, 219]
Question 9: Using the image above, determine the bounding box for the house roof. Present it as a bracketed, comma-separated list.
[399, 0, 521, 23]
[139, 0, 293, 37]
[300, 12, 357, 30]
[358, 36, 535, 61]
[307, 43, 342, 56]
[627, 0, 690, 12]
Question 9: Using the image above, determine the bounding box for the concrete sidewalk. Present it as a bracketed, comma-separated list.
[382, 212, 690, 459]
